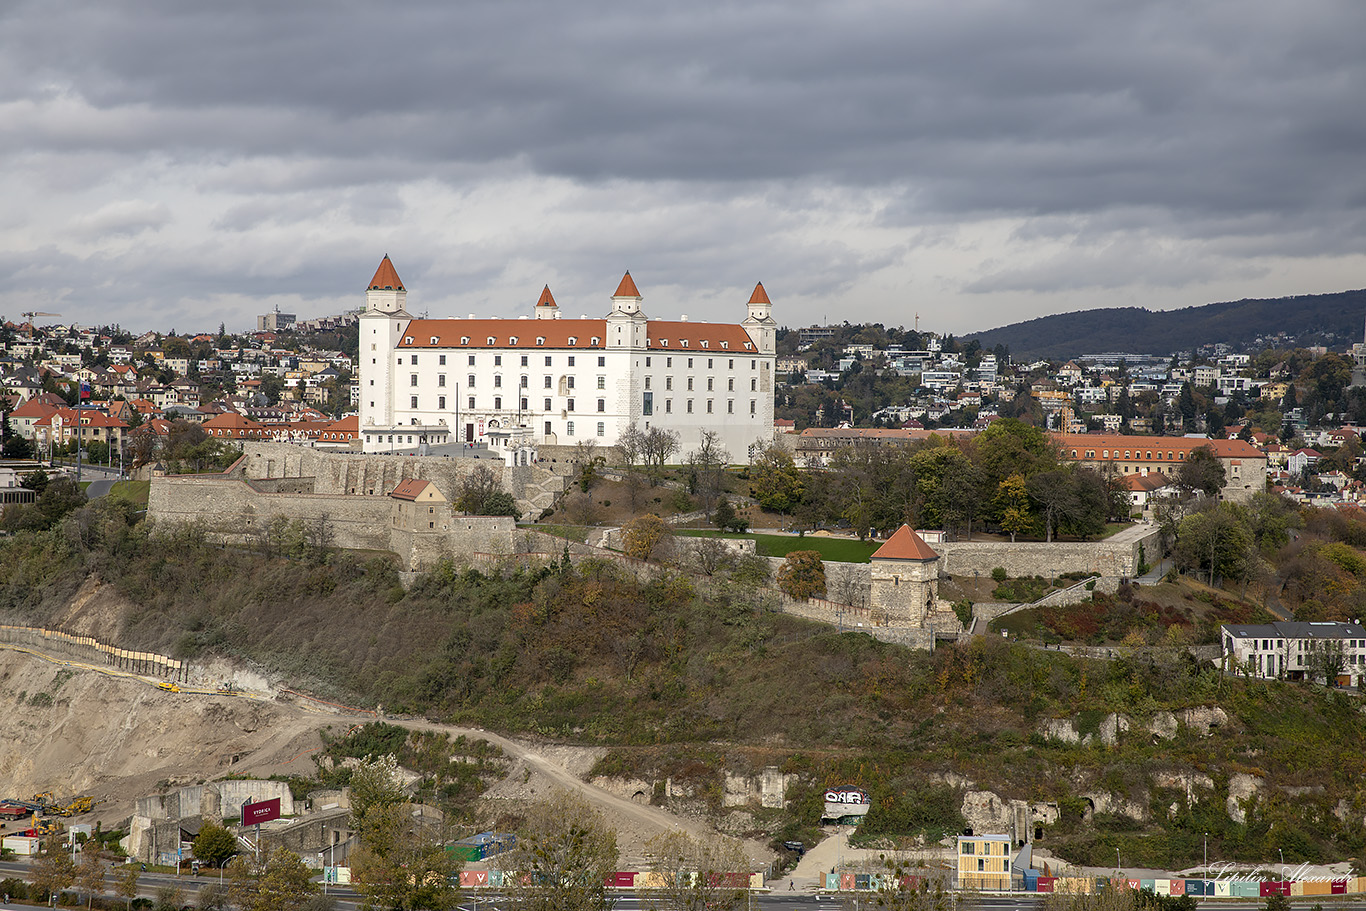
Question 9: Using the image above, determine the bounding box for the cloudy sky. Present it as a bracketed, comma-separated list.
[2, 1, 1363, 336]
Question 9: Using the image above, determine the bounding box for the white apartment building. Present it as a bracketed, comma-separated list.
[358, 257, 777, 459]
[1222, 621, 1366, 685]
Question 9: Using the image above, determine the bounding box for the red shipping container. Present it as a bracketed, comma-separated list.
[1037, 877, 1056, 893]
[1260, 882, 1291, 897]
[841, 874, 856, 891]
[1169, 880, 1186, 896]
[606, 873, 635, 888]
[1332, 881, 1348, 895]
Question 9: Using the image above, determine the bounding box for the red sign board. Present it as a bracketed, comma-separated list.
[242, 798, 281, 825]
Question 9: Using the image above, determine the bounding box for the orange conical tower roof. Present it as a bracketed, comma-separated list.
[536, 285, 557, 307]
[613, 271, 641, 298]
[871, 525, 939, 561]
[749, 282, 771, 305]
[368, 255, 405, 291]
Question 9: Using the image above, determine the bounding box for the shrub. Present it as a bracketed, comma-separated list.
[991, 567, 1008, 583]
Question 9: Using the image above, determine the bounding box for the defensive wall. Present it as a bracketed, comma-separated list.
[148, 474, 515, 570]
[938, 524, 1160, 579]
[229, 443, 570, 516]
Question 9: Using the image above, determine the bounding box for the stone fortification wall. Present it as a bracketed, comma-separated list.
[390, 516, 516, 571]
[134, 780, 293, 822]
[149, 476, 393, 551]
[231, 443, 569, 514]
[938, 525, 1159, 579]
[761, 556, 872, 606]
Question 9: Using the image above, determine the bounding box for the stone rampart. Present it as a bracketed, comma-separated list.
[150, 476, 393, 550]
[938, 526, 1159, 579]
[230, 443, 569, 514]
[150, 475, 517, 570]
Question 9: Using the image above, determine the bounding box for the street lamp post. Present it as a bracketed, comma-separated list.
[220, 854, 239, 885]
[1203, 832, 1208, 878]
[1278, 848, 1284, 881]
[1116, 848, 1121, 873]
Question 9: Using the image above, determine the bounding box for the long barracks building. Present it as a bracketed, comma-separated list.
[358, 257, 777, 459]
[1054, 433, 1267, 502]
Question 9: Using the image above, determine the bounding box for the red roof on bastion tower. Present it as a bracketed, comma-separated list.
[536, 286, 557, 308]
[871, 525, 940, 562]
[613, 272, 641, 298]
[368, 256, 405, 292]
[749, 283, 771, 305]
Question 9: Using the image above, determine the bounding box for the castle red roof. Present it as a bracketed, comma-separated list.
[368, 256, 405, 292]
[613, 272, 641, 298]
[535, 285, 557, 308]
[390, 479, 434, 501]
[748, 282, 770, 305]
[872, 525, 939, 561]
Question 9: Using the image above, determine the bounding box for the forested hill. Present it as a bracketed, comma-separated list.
[964, 288, 1366, 359]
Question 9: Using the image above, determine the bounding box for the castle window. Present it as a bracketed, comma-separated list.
[488, 337, 496, 345]
[566, 421, 575, 436]
[439, 355, 446, 365]
[592, 337, 600, 346]
[536, 337, 545, 346]
[431, 337, 439, 345]
[597, 422, 605, 437]
[468, 397, 474, 409]
[410, 374, 418, 386]
[494, 374, 502, 387]
[510, 337, 519, 345]
[405, 337, 413, 344]
[438, 374, 446, 386]
[543, 398, 551, 410]
[597, 398, 605, 412]
[681, 340, 689, 347]
[468, 375, 475, 387]
[410, 396, 418, 408]
[661, 339, 669, 347]
[494, 396, 502, 409]
[568, 337, 577, 346]
[439, 396, 446, 409]
[460, 337, 469, 345]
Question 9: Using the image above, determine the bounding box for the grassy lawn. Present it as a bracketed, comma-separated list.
[108, 480, 151, 507]
[675, 529, 881, 563]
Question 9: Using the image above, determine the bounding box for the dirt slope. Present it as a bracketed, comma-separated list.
[0, 644, 773, 870]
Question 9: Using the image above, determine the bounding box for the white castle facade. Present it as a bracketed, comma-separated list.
[357, 257, 777, 460]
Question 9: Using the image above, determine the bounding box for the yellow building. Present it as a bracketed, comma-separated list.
[958, 835, 1011, 891]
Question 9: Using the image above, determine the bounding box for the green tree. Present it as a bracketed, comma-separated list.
[350, 754, 409, 851]
[748, 445, 804, 513]
[777, 550, 826, 600]
[1027, 470, 1078, 543]
[350, 809, 459, 911]
[1306, 639, 1347, 686]
[711, 497, 747, 533]
[686, 431, 729, 518]
[1177, 446, 1227, 499]
[1, 413, 34, 458]
[502, 790, 617, 911]
[252, 848, 319, 911]
[1175, 505, 1254, 586]
[456, 463, 502, 515]
[193, 822, 239, 868]
[995, 474, 1032, 542]
[32, 840, 77, 902]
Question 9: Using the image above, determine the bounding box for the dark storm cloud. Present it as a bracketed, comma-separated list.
[0, 0, 1363, 330]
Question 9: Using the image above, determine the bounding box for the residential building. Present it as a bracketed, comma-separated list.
[358, 257, 777, 459]
[1054, 434, 1266, 502]
[958, 835, 1011, 891]
[1222, 621, 1366, 686]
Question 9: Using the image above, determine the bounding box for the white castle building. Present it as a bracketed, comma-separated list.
[358, 257, 777, 460]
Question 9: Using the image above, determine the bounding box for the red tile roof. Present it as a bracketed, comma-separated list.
[368, 255, 405, 292]
[1054, 434, 1264, 461]
[396, 318, 756, 352]
[536, 285, 557, 308]
[748, 282, 770, 305]
[613, 272, 641, 298]
[872, 525, 939, 561]
[390, 478, 433, 501]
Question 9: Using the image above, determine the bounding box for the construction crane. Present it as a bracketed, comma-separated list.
[20, 311, 61, 321]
